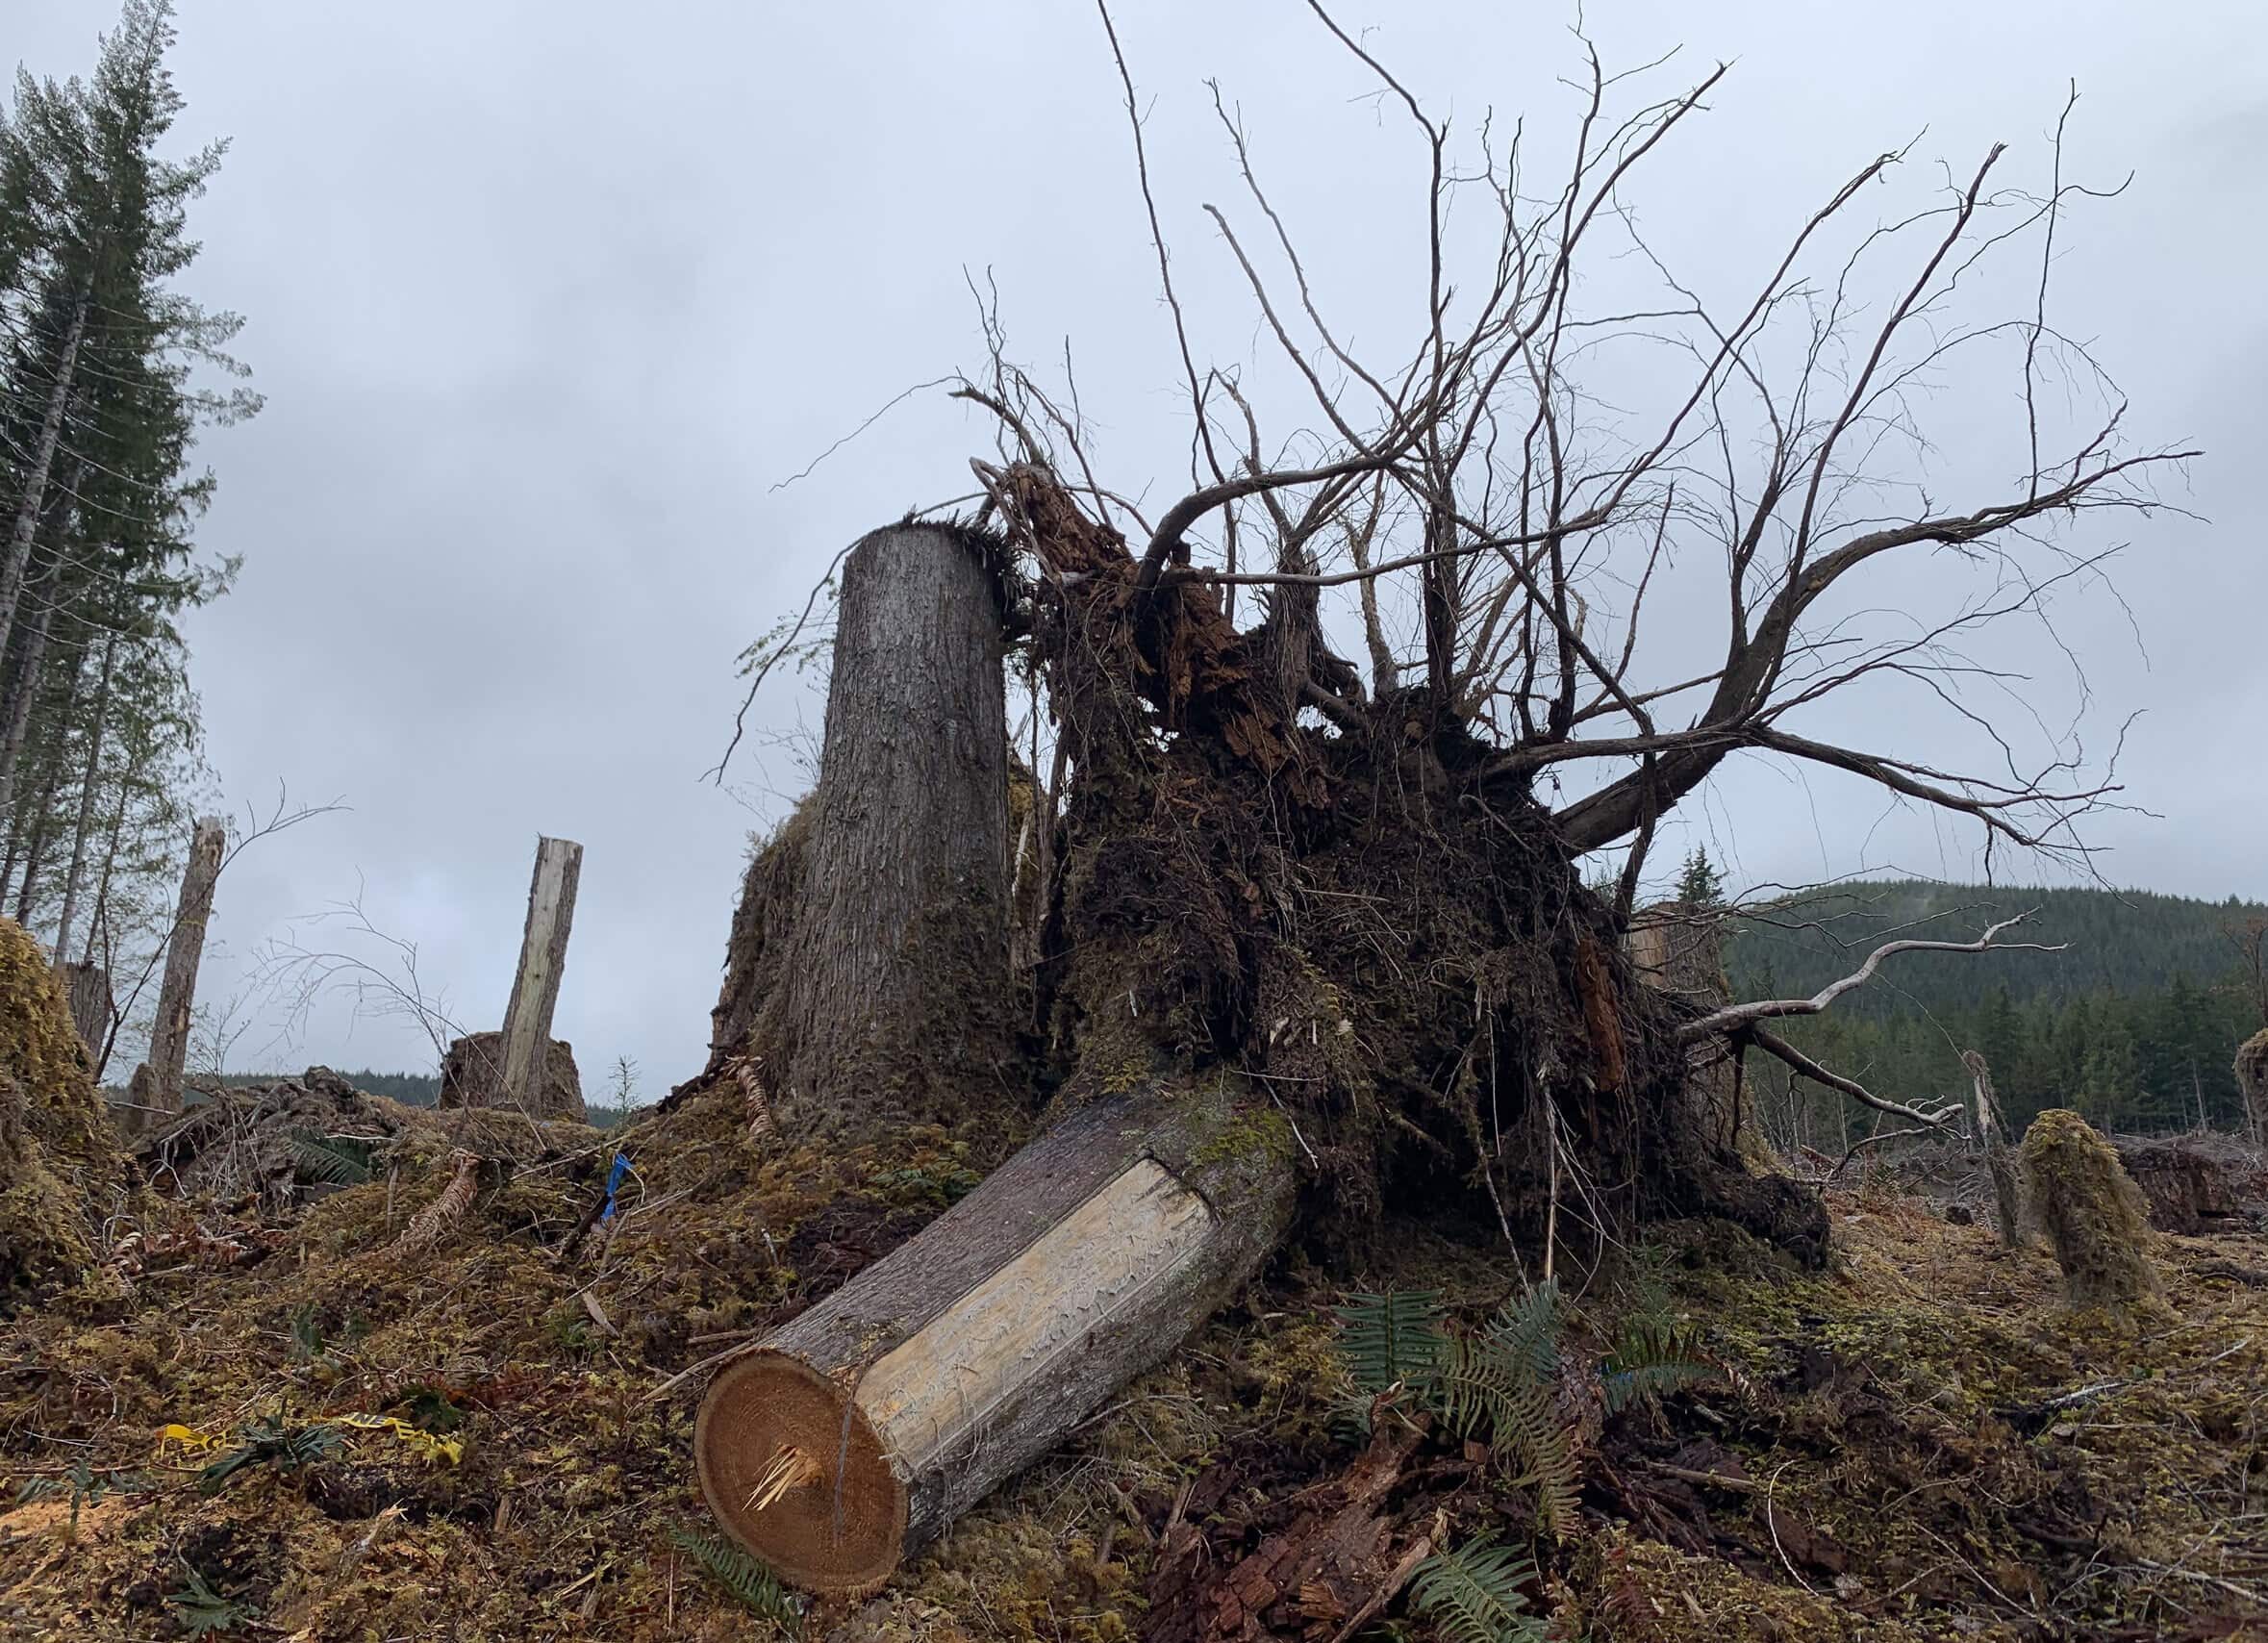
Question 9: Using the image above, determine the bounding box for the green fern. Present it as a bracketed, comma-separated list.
[1334, 1289, 1449, 1395]
[1483, 1278, 1563, 1385]
[1338, 1286, 1579, 1539]
[1600, 1316, 1713, 1415]
[197, 1419, 345, 1495]
[164, 1559, 257, 1638]
[1443, 1339, 1579, 1536]
[289, 1131, 374, 1186]
[1407, 1536, 1547, 1643]
[670, 1529, 801, 1633]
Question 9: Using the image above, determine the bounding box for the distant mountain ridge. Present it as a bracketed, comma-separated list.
[1724, 879, 2267, 1016]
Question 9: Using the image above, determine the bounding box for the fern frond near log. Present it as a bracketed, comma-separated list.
[1600, 1314, 1715, 1414]
[390, 1148, 482, 1259]
[1334, 1285, 1579, 1536]
[669, 1529, 801, 1633]
[1407, 1536, 1548, 1643]
[288, 1130, 375, 1186]
[1334, 1288, 1449, 1394]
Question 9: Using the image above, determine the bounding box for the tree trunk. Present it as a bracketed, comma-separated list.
[695, 1079, 1296, 1592]
[81, 755, 132, 971]
[0, 486, 80, 832]
[57, 959, 110, 1063]
[717, 522, 1013, 1141]
[0, 298, 87, 660]
[498, 835, 582, 1114]
[136, 816, 225, 1115]
[10, 628, 87, 925]
[53, 629, 117, 960]
[1962, 1049, 2024, 1248]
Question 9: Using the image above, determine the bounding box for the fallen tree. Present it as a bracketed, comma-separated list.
[686, 13, 2186, 1600]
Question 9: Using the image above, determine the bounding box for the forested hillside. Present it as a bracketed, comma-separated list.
[1723, 877, 2268, 1144]
[214, 1068, 439, 1105]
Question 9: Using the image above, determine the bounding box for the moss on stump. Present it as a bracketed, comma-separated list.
[2019, 1107, 2162, 1312]
[0, 917, 128, 1307]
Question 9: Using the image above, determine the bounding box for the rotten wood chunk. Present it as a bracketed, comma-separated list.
[1144, 1422, 1439, 1643]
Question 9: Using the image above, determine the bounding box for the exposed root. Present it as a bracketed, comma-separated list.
[389, 1147, 483, 1261]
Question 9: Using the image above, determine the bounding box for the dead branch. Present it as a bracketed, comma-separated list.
[1747, 1025, 1965, 1129]
[1678, 913, 2060, 1042]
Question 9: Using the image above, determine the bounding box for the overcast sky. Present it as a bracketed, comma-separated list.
[14, 1, 2265, 1091]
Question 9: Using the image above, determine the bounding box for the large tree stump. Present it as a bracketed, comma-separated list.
[0, 918, 127, 1307]
[437, 1030, 585, 1122]
[2237, 1028, 2268, 1147]
[713, 522, 1014, 1141]
[695, 1081, 1296, 1592]
[2020, 1108, 2161, 1312]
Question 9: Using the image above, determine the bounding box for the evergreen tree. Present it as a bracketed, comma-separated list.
[1675, 844, 1725, 910]
[0, 0, 249, 1017]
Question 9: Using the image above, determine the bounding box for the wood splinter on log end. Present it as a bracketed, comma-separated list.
[694, 1352, 907, 1594]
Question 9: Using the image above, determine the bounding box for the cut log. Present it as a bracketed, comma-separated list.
[695, 1080, 1297, 1593]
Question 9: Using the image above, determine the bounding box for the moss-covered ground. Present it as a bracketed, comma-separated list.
[2, 1088, 2262, 1642]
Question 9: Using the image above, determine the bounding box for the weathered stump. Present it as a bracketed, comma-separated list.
[2237, 1028, 2268, 1146]
[713, 522, 1015, 1142]
[2020, 1108, 2161, 1311]
[1962, 1049, 2024, 1248]
[437, 1030, 586, 1122]
[498, 836, 582, 1114]
[694, 1081, 1297, 1592]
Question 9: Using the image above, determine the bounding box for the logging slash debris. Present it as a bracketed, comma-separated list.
[2, 1054, 2266, 1640]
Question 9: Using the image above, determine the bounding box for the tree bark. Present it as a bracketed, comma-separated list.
[498, 835, 581, 1114]
[695, 1079, 1296, 1592]
[57, 959, 110, 1063]
[81, 751, 134, 971]
[52, 628, 117, 961]
[136, 815, 225, 1115]
[9, 626, 87, 924]
[718, 522, 1013, 1141]
[1962, 1049, 2024, 1248]
[0, 297, 87, 661]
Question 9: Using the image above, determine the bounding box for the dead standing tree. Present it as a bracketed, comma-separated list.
[691, 13, 2191, 1592]
[128, 814, 222, 1121]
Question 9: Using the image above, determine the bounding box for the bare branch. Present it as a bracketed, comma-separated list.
[1679, 912, 2060, 1042]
